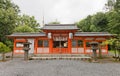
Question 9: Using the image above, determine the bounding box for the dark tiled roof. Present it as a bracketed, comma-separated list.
[7, 32, 46, 37]
[75, 32, 112, 36]
[42, 24, 79, 30]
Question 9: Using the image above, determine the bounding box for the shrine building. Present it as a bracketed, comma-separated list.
[8, 24, 112, 54]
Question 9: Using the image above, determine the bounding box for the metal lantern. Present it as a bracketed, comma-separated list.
[116, 40, 120, 61]
[69, 33, 73, 39]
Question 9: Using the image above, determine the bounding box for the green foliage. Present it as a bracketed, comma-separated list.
[49, 21, 60, 24]
[0, 42, 11, 53]
[14, 25, 34, 33]
[77, 15, 92, 32]
[91, 12, 108, 32]
[105, 0, 115, 11]
[17, 15, 40, 32]
[77, 0, 120, 34]
[77, 0, 120, 56]
[106, 11, 120, 34]
[77, 12, 108, 32]
[0, 0, 40, 44]
[114, 0, 120, 12]
[4, 40, 13, 50]
[0, 0, 19, 43]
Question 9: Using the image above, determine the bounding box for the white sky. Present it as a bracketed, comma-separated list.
[12, 0, 107, 25]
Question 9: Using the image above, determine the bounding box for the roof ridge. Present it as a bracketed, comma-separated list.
[76, 32, 109, 33]
[45, 24, 75, 26]
[13, 32, 45, 34]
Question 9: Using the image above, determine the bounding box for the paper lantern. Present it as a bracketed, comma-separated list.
[48, 33, 52, 39]
[69, 33, 73, 39]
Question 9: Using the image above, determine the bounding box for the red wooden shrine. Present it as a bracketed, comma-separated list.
[8, 24, 112, 54]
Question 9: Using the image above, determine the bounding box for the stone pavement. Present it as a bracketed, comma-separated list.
[0, 58, 120, 76]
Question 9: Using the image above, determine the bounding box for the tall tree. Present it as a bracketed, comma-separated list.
[114, 0, 120, 12]
[106, 11, 120, 34]
[77, 15, 92, 32]
[14, 25, 34, 33]
[105, 0, 115, 11]
[106, 0, 120, 34]
[17, 15, 40, 32]
[77, 13, 108, 32]
[91, 12, 108, 32]
[0, 0, 19, 43]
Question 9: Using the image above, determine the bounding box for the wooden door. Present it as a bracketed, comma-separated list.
[52, 34, 68, 54]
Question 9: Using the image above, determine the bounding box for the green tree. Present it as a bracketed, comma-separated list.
[91, 12, 108, 32]
[77, 15, 92, 32]
[77, 13, 108, 32]
[114, 0, 120, 12]
[0, 42, 11, 61]
[0, 0, 19, 43]
[17, 15, 40, 32]
[89, 25, 98, 32]
[106, 0, 120, 34]
[105, 0, 115, 11]
[14, 25, 34, 33]
[106, 11, 120, 34]
[49, 20, 60, 24]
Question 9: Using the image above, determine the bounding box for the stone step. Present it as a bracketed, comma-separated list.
[30, 56, 91, 61]
[34, 54, 89, 57]
[30, 54, 91, 61]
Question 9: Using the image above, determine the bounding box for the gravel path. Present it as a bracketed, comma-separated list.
[0, 58, 120, 76]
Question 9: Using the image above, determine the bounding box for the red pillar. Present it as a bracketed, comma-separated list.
[68, 38, 71, 54]
[83, 39, 86, 54]
[106, 44, 108, 54]
[13, 38, 16, 54]
[34, 38, 38, 54]
[49, 39, 53, 54]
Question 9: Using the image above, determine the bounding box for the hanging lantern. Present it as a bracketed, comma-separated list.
[48, 33, 52, 39]
[69, 33, 73, 39]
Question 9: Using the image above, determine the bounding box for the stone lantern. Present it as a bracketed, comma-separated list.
[90, 41, 99, 62]
[116, 40, 120, 61]
[23, 42, 31, 60]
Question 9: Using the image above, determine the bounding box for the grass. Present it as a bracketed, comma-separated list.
[109, 50, 119, 54]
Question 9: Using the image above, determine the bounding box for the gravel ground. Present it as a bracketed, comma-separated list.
[0, 58, 120, 76]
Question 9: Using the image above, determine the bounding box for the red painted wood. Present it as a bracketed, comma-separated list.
[83, 39, 86, 54]
[68, 38, 71, 54]
[34, 38, 38, 54]
[52, 48, 68, 54]
[12, 29, 109, 54]
[49, 39, 53, 54]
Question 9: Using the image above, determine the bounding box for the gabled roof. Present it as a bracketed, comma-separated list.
[42, 24, 79, 30]
[75, 32, 112, 36]
[7, 32, 46, 37]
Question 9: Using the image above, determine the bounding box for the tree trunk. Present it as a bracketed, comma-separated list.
[2, 52, 5, 61]
[118, 50, 120, 61]
[115, 47, 117, 61]
[11, 50, 14, 60]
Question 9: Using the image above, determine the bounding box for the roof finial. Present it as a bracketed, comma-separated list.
[42, 9, 45, 26]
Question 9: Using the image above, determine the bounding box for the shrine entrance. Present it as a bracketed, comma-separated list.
[52, 34, 69, 54]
